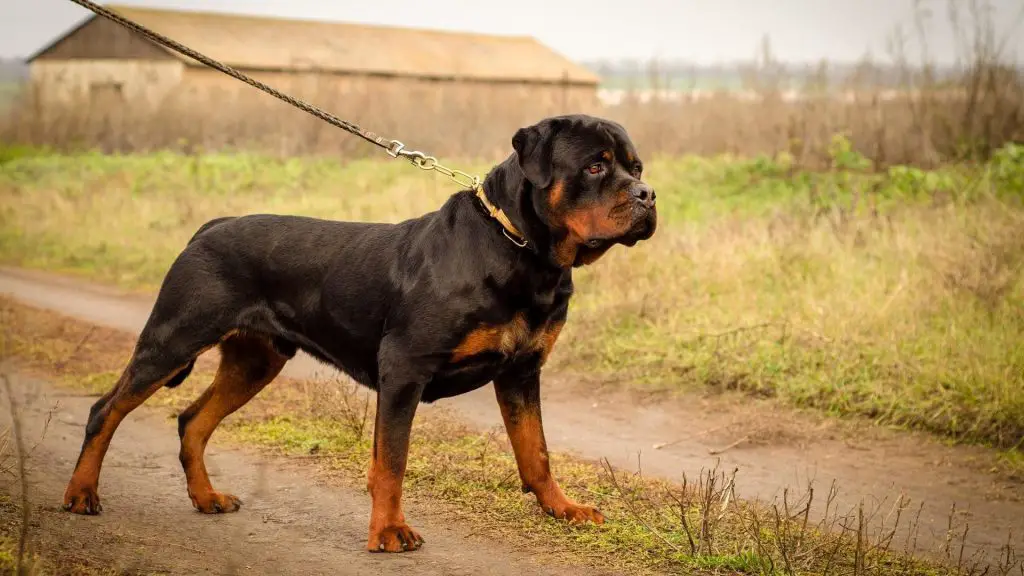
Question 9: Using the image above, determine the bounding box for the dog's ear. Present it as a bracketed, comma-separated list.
[512, 118, 563, 189]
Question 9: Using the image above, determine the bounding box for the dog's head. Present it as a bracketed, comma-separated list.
[503, 114, 657, 268]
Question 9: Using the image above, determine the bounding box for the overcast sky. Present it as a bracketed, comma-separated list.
[4, 0, 1023, 65]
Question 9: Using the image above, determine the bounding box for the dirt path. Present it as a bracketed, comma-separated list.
[2, 266, 1022, 561]
[0, 372, 594, 576]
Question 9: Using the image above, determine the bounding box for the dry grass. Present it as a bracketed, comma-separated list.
[4, 66, 1020, 169]
[0, 428, 10, 479]
[1, 71, 584, 162]
[3, 296, 1021, 575]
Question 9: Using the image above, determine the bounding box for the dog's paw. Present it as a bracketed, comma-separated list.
[544, 501, 605, 525]
[367, 522, 424, 552]
[189, 490, 243, 514]
[63, 483, 102, 515]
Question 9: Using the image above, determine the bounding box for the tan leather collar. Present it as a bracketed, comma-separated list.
[474, 185, 528, 248]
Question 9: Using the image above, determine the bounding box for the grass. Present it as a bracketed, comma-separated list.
[0, 539, 44, 576]
[4, 295, 1018, 576]
[1, 143, 1023, 452]
[0, 428, 10, 477]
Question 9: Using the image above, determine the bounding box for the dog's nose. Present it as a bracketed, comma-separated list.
[630, 184, 656, 208]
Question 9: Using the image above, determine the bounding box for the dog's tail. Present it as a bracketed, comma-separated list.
[162, 217, 234, 389]
[187, 216, 235, 246]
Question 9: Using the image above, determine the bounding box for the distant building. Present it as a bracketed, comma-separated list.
[24, 5, 601, 153]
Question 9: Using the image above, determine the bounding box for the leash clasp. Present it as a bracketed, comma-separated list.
[386, 141, 481, 191]
[386, 140, 405, 158]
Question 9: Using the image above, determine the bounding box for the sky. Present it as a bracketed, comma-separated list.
[3, 0, 1024, 65]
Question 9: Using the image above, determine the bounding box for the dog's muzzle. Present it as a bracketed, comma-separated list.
[629, 183, 656, 210]
[623, 183, 657, 245]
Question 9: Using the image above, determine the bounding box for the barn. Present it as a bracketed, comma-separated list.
[24, 5, 602, 155]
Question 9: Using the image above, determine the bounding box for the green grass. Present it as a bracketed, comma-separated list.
[228, 413, 945, 575]
[1, 142, 1023, 451]
[0, 541, 15, 572]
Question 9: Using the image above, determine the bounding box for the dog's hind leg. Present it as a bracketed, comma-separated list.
[177, 333, 288, 513]
[62, 332, 210, 515]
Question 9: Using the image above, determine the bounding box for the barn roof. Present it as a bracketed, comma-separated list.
[29, 5, 601, 86]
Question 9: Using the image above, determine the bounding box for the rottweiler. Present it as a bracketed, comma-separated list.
[61, 113, 657, 553]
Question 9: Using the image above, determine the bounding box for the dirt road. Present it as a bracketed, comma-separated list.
[2, 266, 1022, 562]
[0, 372, 591, 575]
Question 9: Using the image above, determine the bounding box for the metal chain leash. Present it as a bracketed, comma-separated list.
[65, 0, 481, 190]
[383, 142, 480, 189]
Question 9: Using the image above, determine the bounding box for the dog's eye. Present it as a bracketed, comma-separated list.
[632, 163, 643, 177]
[587, 163, 604, 175]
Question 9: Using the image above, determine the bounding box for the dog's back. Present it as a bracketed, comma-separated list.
[155, 212, 438, 384]
[187, 216, 235, 245]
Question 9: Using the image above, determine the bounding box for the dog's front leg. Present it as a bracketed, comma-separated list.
[366, 352, 428, 553]
[494, 368, 605, 525]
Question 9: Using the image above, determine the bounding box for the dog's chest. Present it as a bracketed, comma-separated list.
[450, 311, 563, 365]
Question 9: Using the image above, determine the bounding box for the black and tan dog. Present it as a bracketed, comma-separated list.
[61, 114, 657, 552]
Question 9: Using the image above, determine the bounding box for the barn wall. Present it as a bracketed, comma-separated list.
[178, 67, 598, 112]
[179, 67, 598, 123]
[33, 17, 172, 61]
[171, 67, 600, 156]
[30, 60, 184, 107]
[19, 61, 598, 157]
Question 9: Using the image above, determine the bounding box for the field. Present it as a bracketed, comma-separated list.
[2, 140, 1023, 574]
[2, 109, 1024, 574]
[2, 142, 1023, 453]
[1, 281, 1019, 576]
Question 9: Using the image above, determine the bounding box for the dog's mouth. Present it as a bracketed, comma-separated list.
[581, 215, 656, 251]
[616, 203, 657, 247]
[573, 201, 657, 256]
[624, 211, 657, 245]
